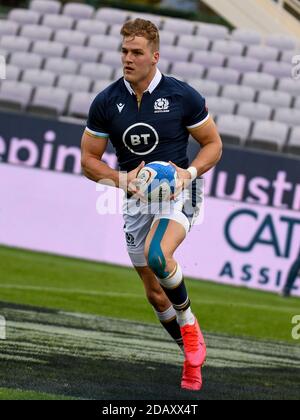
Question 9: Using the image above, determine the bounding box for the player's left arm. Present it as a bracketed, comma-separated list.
[187, 116, 223, 176]
[169, 116, 222, 194]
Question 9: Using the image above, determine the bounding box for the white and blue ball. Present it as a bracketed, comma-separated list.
[137, 161, 177, 203]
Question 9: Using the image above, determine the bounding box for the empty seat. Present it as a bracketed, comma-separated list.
[0, 80, 33, 109]
[206, 67, 240, 84]
[10, 52, 43, 70]
[0, 20, 19, 37]
[231, 28, 262, 46]
[0, 48, 10, 62]
[262, 61, 292, 78]
[171, 62, 204, 80]
[188, 79, 220, 97]
[237, 102, 272, 121]
[57, 74, 92, 93]
[5, 65, 21, 81]
[29, 86, 69, 115]
[265, 34, 297, 51]
[76, 19, 108, 36]
[32, 40, 65, 58]
[95, 8, 129, 25]
[20, 24, 53, 41]
[130, 12, 163, 29]
[196, 23, 229, 40]
[211, 40, 244, 57]
[242, 72, 276, 90]
[206, 96, 236, 115]
[159, 31, 177, 46]
[277, 78, 300, 96]
[113, 67, 124, 80]
[258, 90, 292, 109]
[294, 97, 300, 110]
[101, 51, 121, 69]
[227, 56, 260, 73]
[66, 46, 100, 63]
[165, 73, 184, 82]
[88, 34, 120, 52]
[280, 50, 298, 63]
[54, 30, 87, 47]
[163, 18, 196, 35]
[80, 62, 114, 80]
[274, 108, 300, 126]
[287, 127, 300, 154]
[8, 9, 40, 25]
[44, 57, 78, 75]
[42, 14, 74, 30]
[157, 58, 170, 74]
[0, 36, 31, 53]
[22, 68, 56, 87]
[177, 34, 210, 51]
[192, 50, 225, 68]
[247, 45, 279, 62]
[250, 120, 289, 150]
[217, 114, 251, 144]
[160, 45, 191, 62]
[92, 79, 112, 93]
[62, 3, 95, 20]
[222, 84, 256, 102]
[109, 24, 123, 38]
[29, 0, 61, 15]
[68, 91, 96, 118]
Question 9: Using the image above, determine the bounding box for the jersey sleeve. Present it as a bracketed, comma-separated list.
[85, 92, 110, 139]
[182, 84, 209, 129]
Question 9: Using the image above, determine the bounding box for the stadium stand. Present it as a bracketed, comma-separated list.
[0, 1, 299, 155]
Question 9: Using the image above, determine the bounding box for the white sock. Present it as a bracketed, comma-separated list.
[175, 307, 195, 327]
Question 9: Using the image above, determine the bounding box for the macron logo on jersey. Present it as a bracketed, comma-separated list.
[117, 103, 125, 113]
[154, 98, 170, 113]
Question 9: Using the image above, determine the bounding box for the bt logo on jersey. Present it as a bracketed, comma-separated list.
[123, 123, 159, 156]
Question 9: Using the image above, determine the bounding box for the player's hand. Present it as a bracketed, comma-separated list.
[126, 161, 146, 201]
[169, 161, 192, 200]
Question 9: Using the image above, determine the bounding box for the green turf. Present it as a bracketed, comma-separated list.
[0, 245, 299, 343]
[0, 387, 75, 400]
[1, 304, 299, 400]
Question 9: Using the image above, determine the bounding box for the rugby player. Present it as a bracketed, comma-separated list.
[81, 18, 222, 391]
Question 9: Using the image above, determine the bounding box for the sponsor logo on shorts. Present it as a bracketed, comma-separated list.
[126, 233, 135, 247]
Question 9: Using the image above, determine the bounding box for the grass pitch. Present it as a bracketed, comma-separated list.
[0, 246, 299, 400]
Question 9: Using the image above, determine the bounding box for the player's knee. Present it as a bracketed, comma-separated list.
[147, 246, 168, 279]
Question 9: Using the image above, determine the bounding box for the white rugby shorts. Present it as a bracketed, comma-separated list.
[123, 179, 204, 267]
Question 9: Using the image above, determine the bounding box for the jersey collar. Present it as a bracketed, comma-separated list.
[124, 68, 162, 95]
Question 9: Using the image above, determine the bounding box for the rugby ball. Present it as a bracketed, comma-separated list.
[137, 161, 177, 203]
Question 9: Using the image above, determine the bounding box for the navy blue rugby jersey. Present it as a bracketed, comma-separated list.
[85, 69, 209, 172]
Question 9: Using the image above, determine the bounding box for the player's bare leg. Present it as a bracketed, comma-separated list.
[145, 219, 206, 391]
[134, 265, 184, 349]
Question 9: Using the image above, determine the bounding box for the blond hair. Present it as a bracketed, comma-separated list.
[121, 18, 160, 51]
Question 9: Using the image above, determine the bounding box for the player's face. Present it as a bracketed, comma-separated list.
[121, 36, 159, 85]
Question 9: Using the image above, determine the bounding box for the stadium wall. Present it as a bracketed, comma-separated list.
[0, 112, 299, 296]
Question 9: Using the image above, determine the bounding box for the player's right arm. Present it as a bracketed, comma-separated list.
[81, 131, 119, 186]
